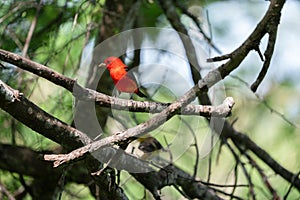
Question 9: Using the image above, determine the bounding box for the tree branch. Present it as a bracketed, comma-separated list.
[0, 143, 129, 199]
[0, 48, 233, 117]
[131, 164, 224, 200]
[173, 0, 222, 54]
[0, 182, 15, 200]
[77, 85, 234, 117]
[245, 152, 280, 199]
[158, 0, 211, 106]
[222, 122, 300, 191]
[0, 80, 92, 149]
[159, 0, 300, 192]
[251, 23, 278, 92]
[209, 0, 286, 81]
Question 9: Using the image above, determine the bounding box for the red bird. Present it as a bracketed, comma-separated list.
[103, 56, 146, 97]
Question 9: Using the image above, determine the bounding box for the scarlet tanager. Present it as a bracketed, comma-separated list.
[102, 57, 164, 155]
[103, 56, 147, 98]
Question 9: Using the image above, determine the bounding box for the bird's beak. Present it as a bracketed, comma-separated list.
[98, 63, 106, 68]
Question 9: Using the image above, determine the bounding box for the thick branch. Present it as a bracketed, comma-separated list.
[0, 143, 93, 183]
[132, 164, 224, 200]
[0, 80, 92, 149]
[0, 143, 59, 178]
[0, 49, 76, 92]
[79, 86, 234, 117]
[0, 143, 128, 199]
[250, 0, 283, 92]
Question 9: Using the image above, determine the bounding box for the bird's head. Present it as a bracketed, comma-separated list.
[103, 56, 122, 71]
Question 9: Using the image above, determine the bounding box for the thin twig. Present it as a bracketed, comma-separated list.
[206, 130, 214, 183]
[22, 0, 43, 58]
[174, 0, 222, 54]
[283, 171, 300, 200]
[225, 141, 256, 200]
[198, 180, 248, 188]
[245, 153, 280, 199]
[0, 182, 15, 200]
[230, 75, 300, 128]
[181, 118, 199, 179]
[255, 46, 265, 62]
[251, 30, 277, 92]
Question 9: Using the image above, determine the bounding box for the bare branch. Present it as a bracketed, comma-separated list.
[222, 122, 300, 190]
[246, 153, 280, 199]
[22, 0, 43, 57]
[158, 0, 210, 107]
[0, 49, 233, 117]
[0, 80, 92, 148]
[251, 0, 283, 92]
[209, 0, 285, 81]
[205, 1, 300, 189]
[0, 182, 15, 200]
[225, 140, 256, 199]
[283, 171, 300, 200]
[207, 54, 231, 62]
[0, 49, 76, 92]
[131, 164, 224, 200]
[173, 0, 222, 54]
[44, 81, 234, 167]
[230, 75, 300, 128]
[79, 86, 234, 117]
[251, 30, 278, 92]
